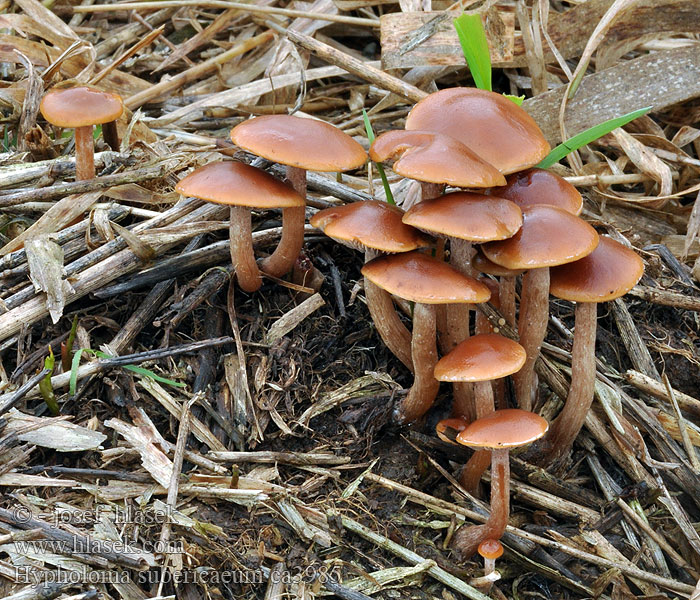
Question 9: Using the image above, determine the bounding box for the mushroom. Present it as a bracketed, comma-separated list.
[310, 200, 432, 372]
[486, 168, 583, 215]
[40, 85, 123, 180]
[470, 539, 503, 592]
[482, 205, 599, 411]
[405, 88, 550, 175]
[435, 334, 526, 494]
[230, 115, 367, 280]
[453, 408, 549, 559]
[534, 236, 644, 466]
[369, 130, 505, 201]
[175, 161, 304, 292]
[436, 417, 469, 444]
[362, 251, 491, 424]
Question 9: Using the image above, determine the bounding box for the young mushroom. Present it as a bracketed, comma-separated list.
[310, 200, 432, 372]
[362, 251, 491, 424]
[176, 161, 304, 292]
[453, 408, 549, 559]
[230, 114, 367, 280]
[533, 236, 644, 467]
[40, 85, 123, 180]
[470, 539, 503, 592]
[482, 205, 599, 411]
[405, 88, 550, 175]
[435, 334, 527, 494]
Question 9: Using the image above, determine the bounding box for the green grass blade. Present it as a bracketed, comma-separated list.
[536, 106, 652, 169]
[69, 347, 95, 395]
[453, 13, 491, 92]
[362, 109, 395, 206]
[122, 364, 186, 388]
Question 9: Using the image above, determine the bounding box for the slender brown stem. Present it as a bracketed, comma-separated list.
[460, 381, 495, 494]
[102, 120, 119, 151]
[259, 165, 307, 278]
[395, 303, 439, 424]
[363, 250, 413, 373]
[500, 275, 517, 328]
[74, 125, 95, 180]
[420, 182, 443, 200]
[453, 448, 510, 559]
[513, 267, 549, 411]
[539, 301, 598, 465]
[229, 205, 261, 292]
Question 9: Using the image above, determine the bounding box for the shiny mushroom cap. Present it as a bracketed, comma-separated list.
[309, 200, 432, 253]
[473, 250, 525, 277]
[402, 191, 522, 242]
[361, 251, 491, 304]
[487, 168, 583, 215]
[549, 236, 644, 302]
[456, 408, 549, 449]
[436, 417, 469, 444]
[369, 130, 505, 188]
[405, 88, 550, 175]
[478, 539, 504, 560]
[230, 114, 367, 172]
[481, 205, 599, 270]
[434, 334, 526, 382]
[40, 86, 123, 128]
[175, 161, 305, 208]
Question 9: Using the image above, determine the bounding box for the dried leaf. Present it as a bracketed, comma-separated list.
[25, 236, 73, 324]
[4, 408, 106, 452]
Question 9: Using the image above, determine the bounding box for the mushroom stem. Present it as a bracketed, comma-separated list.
[364, 249, 414, 373]
[229, 205, 261, 292]
[453, 447, 510, 559]
[513, 267, 549, 411]
[74, 125, 95, 180]
[538, 301, 597, 465]
[421, 182, 443, 201]
[459, 380, 494, 494]
[259, 165, 307, 278]
[102, 120, 120, 151]
[500, 275, 517, 328]
[395, 302, 439, 424]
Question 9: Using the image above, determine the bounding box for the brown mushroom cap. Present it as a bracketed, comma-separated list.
[456, 408, 549, 449]
[434, 334, 526, 383]
[310, 200, 431, 253]
[478, 539, 504, 560]
[40, 86, 123, 128]
[473, 250, 525, 277]
[402, 192, 522, 242]
[487, 168, 583, 215]
[436, 417, 469, 444]
[175, 161, 305, 208]
[405, 88, 550, 175]
[369, 130, 505, 188]
[361, 251, 491, 304]
[230, 114, 367, 172]
[549, 236, 644, 302]
[481, 205, 599, 269]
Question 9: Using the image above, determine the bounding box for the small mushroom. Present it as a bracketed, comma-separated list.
[176, 161, 304, 292]
[362, 251, 491, 424]
[40, 85, 123, 180]
[435, 334, 526, 494]
[471, 538, 504, 592]
[453, 408, 549, 559]
[534, 236, 644, 466]
[231, 114, 366, 280]
[482, 205, 599, 411]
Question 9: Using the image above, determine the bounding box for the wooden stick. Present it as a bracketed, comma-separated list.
[73, 1, 380, 28]
[286, 31, 427, 103]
